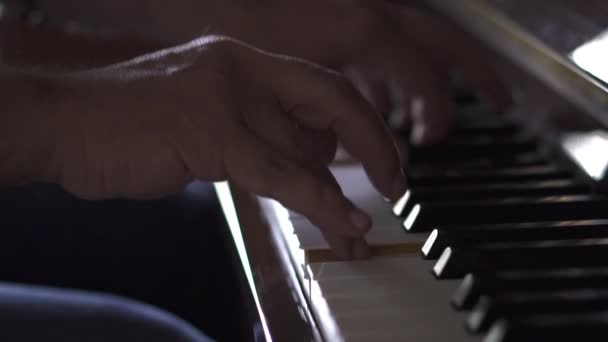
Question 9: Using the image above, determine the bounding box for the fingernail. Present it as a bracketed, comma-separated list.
[352, 239, 371, 259]
[392, 171, 407, 200]
[350, 208, 371, 233]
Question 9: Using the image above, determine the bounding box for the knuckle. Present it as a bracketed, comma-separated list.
[198, 35, 240, 52]
[327, 71, 360, 99]
[256, 154, 292, 197]
[188, 35, 240, 64]
[333, 72, 354, 90]
[194, 35, 247, 76]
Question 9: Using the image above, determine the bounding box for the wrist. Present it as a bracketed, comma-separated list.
[148, 2, 332, 64]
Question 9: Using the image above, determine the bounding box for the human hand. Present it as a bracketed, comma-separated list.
[17, 0, 510, 145]
[224, 0, 511, 145]
[36, 36, 405, 259]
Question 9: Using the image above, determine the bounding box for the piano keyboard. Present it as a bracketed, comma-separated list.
[258, 103, 608, 341]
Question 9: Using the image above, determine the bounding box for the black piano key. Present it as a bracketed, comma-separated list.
[451, 121, 519, 137]
[396, 179, 588, 217]
[453, 268, 608, 310]
[408, 165, 572, 186]
[451, 88, 478, 106]
[408, 155, 547, 174]
[427, 133, 534, 147]
[408, 152, 547, 171]
[443, 135, 523, 146]
[408, 164, 565, 182]
[403, 195, 608, 232]
[485, 312, 608, 342]
[422, 219, 608, 259]
[409, 139, 536, 163]
[468, 290, 608, 332]
[433, 239, 608, 279]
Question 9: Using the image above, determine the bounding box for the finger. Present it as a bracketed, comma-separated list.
[312, 164, 371, 260]
[260, 57, 406, 200]
[321, 231, 354, 260]
[394, 6, 512, 110]
[222, 127, 372, 238]
[236, 111, 359, 257]
[387, 53, 451, 145]
[294, 126, 337, 165]
[351, 40, 450, 143]
[239, 91, 336, 165]
[387, 79, 412, 131]
[321, 231, 370, 260]
[392, 132, 409, 166]
[409, 78, 451, 145]
[366, 80, 391, 117]
[352, 238, 371, 259]
[239, 90, 301, 156]
[345, 68, 392, 115]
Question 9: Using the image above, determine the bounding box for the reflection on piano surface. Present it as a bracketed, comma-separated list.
[217, 1, 608, 341]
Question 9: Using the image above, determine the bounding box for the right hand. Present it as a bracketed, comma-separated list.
[37, 36, 405, 259]
[219, 1, 511, 144]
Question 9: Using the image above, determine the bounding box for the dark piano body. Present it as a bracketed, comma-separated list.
[219, 1, 608, 341]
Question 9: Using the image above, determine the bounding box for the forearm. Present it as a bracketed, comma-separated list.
[0, 21, 158, 186]
[30, 0, 251, 44]
[0, 20, 165, 69]
[5, 0, 335, 65]
[0, 72, 61, 185]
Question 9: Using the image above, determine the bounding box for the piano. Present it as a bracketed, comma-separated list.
[216, 1, 608, 341]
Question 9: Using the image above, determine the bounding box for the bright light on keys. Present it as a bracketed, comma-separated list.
[433, 247, 453, 278]
[403, 204, 421, 231]
[570, 29, 608, 85]
[562, 131, 608, 181]
[392, 190, 411, 216]
[422, 229, 439, 257]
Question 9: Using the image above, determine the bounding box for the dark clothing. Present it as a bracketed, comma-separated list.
[0, 282, 211, 341]
[0, 182, 254, 341]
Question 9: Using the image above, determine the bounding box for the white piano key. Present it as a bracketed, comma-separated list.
[309, 256, 424, 280]
[315, 274, 429, 298]
[298, 163, 397, 209]
[289, 208, 414, 233]
[309, 257, 477, 341]
[295, 226, 420, 250]
[289, 194, 394, 219]
[290, 215, 400, 235]
[334, 311, 474, 342]
[290, 212, 400, 232]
